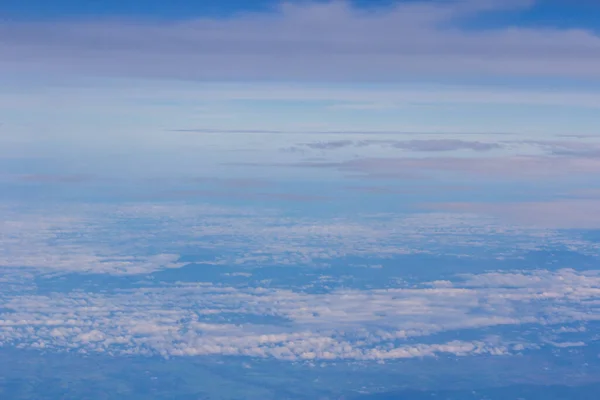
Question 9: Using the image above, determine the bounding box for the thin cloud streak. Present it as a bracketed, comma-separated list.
[295, 139, 503, 152]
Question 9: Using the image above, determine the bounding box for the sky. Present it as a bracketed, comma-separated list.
[1, 0, 600, 220]
[1, 1, 600, 398]
[2, 0, 600, 205]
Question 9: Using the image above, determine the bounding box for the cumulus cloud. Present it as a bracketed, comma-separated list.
[1, 0, 600, 80]
[0, 201, 598, 361]
[0, 268, 598, 361]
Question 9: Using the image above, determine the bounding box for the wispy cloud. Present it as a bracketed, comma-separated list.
[293, 139, 502, 152]
[272, 155, 600, 181]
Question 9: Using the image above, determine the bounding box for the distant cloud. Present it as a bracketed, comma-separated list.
[426, 199, 600, 229]
[303, 140, 355, 150]
[519, 139, 600, 157]
[294, 139, 502, 152]
[275, 154, 600, 181]
[173, 128, 286, 134]
[1, 0, 600, 81]
[390, 139, 502, 152]
[1, 201, 597, 278]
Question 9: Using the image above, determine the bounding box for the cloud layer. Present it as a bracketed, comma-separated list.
[2, 0, 600, 80]
[2, 202, 597, 276]
[0, 268, 598, 361]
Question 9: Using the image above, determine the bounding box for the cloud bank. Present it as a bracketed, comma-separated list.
[2, 202, 596, 276]
[1, 0, 600, 80]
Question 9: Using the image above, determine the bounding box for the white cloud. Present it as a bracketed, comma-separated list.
[0, 268, 598, 361]
[0, 201, 598, 275]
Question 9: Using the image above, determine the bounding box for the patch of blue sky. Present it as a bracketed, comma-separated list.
[0, 0, 286, 19]
[4, 0, 599, 33]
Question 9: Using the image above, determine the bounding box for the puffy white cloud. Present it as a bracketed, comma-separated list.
[0, 268, 598, 361]
[0, 200, 598, 361]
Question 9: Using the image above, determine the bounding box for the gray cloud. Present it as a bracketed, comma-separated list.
[173, 129, 286, 134]
[304, 140, 355, 150]
[297, 139, 502, 152]
[1, 0, 600, 80]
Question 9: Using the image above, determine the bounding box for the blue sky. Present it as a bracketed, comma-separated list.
[2, 0, 600, 28]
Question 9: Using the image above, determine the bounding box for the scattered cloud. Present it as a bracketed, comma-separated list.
[0, 201, 598, 277]
[0, 268, 598, 361]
